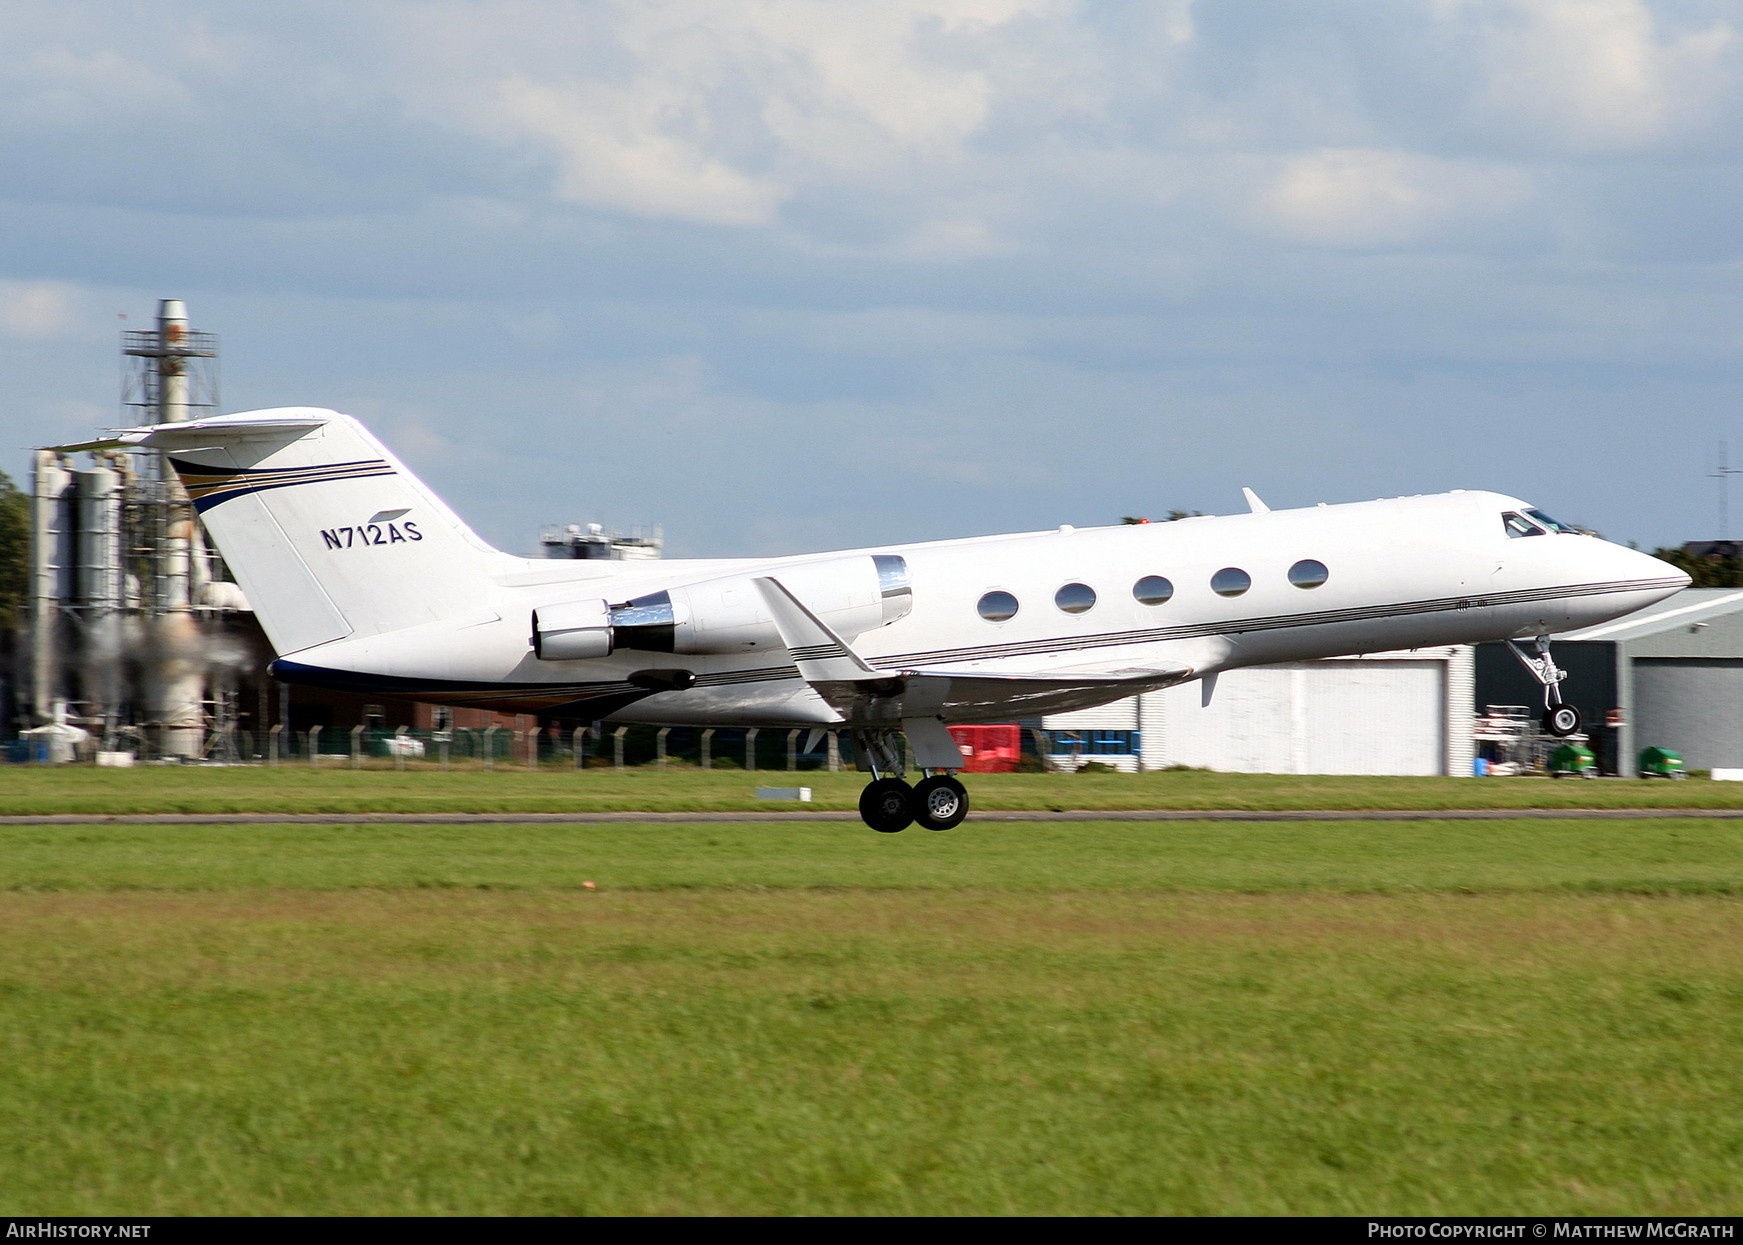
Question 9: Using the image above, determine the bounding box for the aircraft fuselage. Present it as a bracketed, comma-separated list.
[275, 488, 1684, 727]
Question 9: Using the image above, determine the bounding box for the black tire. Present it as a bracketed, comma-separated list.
[1543, 705, 1581, 737]
[912, 775, 969, 831]
[859, 778, 914, 833]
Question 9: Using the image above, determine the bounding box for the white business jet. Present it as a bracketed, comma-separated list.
[56, 409, 1688, 831]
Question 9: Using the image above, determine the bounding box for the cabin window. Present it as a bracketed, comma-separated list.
[1503, 512, 1544, 539]
[1211, 567, 1251, 597]
[1524, 508, 1579, 534]
[1288, 559, 1329, 589]
[1133, 575, 1173, 606]
[977, 590, 1019, 622]
[1055, 582, 1096, 614]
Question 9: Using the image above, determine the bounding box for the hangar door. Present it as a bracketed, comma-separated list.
[1632, 658, 1743, 771]
[1153, 659, 1447, 776]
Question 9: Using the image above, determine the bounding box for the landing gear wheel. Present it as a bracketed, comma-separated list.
[1543, 704, 1582, 737]
[859, 778, 914, 833]
[912, 776, 969, 831]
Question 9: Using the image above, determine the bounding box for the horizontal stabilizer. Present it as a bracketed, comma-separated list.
[41, 413, 330, 455]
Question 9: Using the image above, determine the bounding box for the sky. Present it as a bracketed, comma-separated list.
[3, 0, 1743, 557]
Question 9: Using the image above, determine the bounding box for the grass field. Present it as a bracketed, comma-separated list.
[4, 764, 1743, 815]
[1, 815, 1740, 1215]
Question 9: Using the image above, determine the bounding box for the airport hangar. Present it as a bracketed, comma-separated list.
[1044, 644, 1477, 777]
[1042, 587, 1743, 777]
[1471, 587, 1743, 777]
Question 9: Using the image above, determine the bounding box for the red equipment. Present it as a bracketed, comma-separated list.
[948, 724, 1022, 773]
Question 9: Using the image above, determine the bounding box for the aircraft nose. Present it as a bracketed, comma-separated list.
[1614, 544, 1690, 594]
[1581, 542, 1690, 627]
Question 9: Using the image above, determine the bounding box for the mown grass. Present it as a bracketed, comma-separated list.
[0, 817, 1741, 894]
[0, 817, 1740, 1214]
[4, 764, 1743, 815]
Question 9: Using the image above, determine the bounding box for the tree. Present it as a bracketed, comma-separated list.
[1651, 545, 1743, 588]
[1121, 510, 1204, 525]
[0, 470, 26, 632]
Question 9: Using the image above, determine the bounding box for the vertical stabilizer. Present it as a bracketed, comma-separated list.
[132, 408, 516, 656]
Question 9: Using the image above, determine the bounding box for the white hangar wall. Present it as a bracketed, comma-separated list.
[1045, 646, 1474, 776]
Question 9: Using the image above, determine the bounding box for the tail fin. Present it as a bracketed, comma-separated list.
[117, 408, 515, 655]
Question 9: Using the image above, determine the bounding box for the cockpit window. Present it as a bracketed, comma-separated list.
[1524, 508, 1580, 534]
[1503, 512, 1544, 539]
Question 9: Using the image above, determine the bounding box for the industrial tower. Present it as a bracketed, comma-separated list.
[23, 299, 249, 760]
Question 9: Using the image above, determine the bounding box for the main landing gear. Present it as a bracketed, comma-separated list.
[853, 729, 970, 832]
[1507, 634, 1583, 738]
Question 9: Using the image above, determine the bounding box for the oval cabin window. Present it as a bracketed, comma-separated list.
[1288, 559, 1329, 588]
[1211, 567, 1251, 598]
[1133, 576, 1173, 606]
[1054, 582, 1096, 614]
[977, 590, 1019, 622]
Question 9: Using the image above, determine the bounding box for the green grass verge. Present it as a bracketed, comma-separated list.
[5, 765, 1743, 815]
[2, 819, 1740, 1215]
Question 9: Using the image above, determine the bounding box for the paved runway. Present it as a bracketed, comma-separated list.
[3, 808, 1743, 825]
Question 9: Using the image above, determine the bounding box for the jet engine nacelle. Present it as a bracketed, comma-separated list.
[531, 553, 911, 660]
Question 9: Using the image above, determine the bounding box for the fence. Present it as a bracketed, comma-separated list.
[4, 724, 1060, 770]
[241, 724, 855, 771]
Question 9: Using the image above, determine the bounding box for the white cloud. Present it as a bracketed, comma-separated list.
[1, 47, 191, 128]
[1256, 148, 1534, 249]
[1455, 0, 1739, 149]
[494, 76, 786, 226]
[403, 0, 1072, 232]
[0, 281, 81, 338]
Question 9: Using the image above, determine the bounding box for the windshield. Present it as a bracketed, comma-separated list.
[1524, 508, 1582, 534]
[1502, 512, 1544, 539]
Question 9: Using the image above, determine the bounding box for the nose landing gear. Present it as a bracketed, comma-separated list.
[1507, 635, 1583, 738]
[852, 727, 970, 832]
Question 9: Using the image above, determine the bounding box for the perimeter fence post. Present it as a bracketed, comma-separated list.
[745, 728, 758, 772]
[308, 726, 321, 766]
[350, 725, 365, 769]
[528, 726, 541, 771]
[482, 726, 497, 771]
[656, 727, 670, 769]
[787, 729, 799, 771]
[394, 725, 409, 771]
[612, 726, 627, 769]
[700, 728, 714, 770]
[572, 726, 587, 770]
[827, 732, 841, 773]
[1029, 728, 1053, 773]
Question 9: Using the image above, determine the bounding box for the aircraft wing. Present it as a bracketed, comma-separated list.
[753, 576, 1194, 724]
